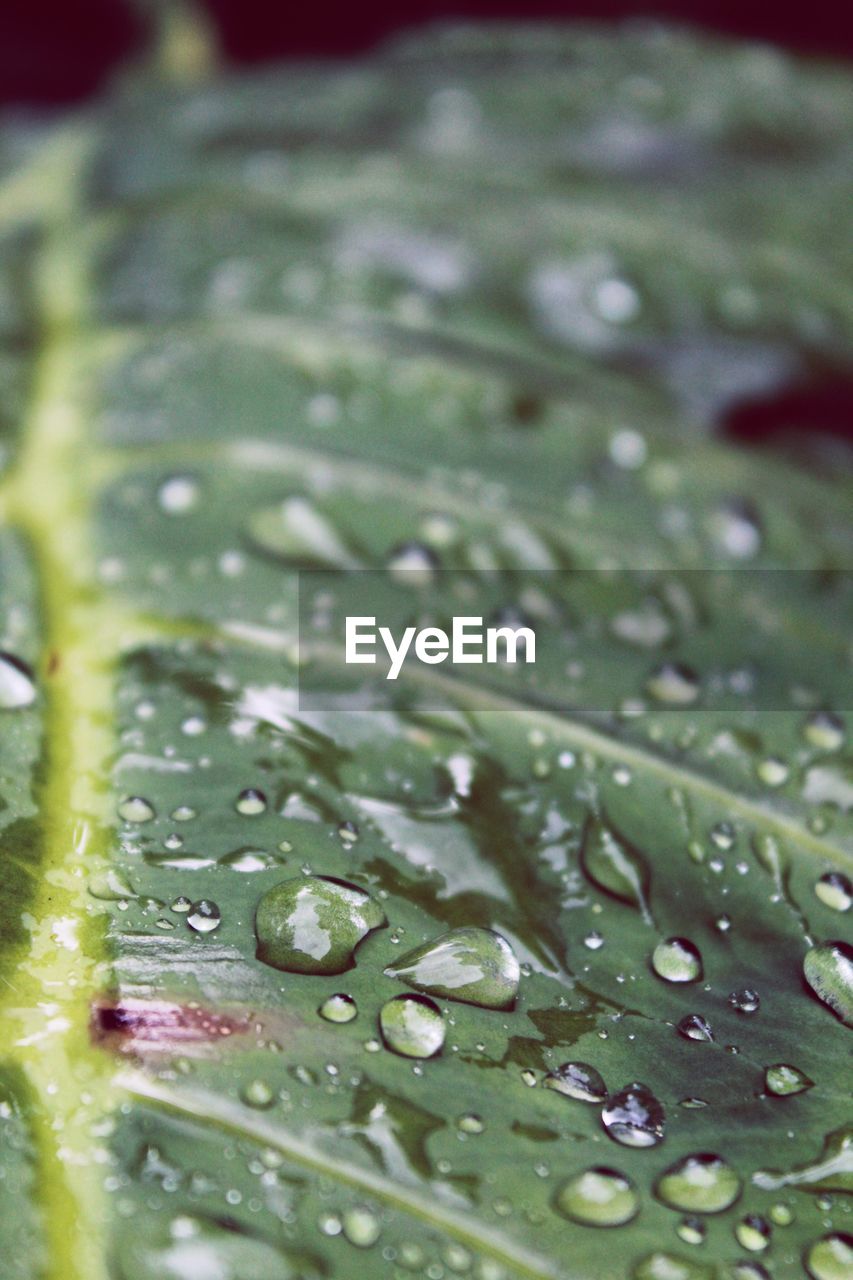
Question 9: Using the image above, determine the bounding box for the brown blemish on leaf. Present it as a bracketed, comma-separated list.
[91, 997, 251, 1057]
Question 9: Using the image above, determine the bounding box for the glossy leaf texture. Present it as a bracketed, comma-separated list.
[0, 17, 851, 1280]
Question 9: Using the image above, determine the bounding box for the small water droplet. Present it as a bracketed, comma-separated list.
[803, 941, 853, 1026]
[677, 1014, 714, 1043]
[219, 848, 278, 872]
[255, 876, 386, 975]
[457, 1113, 484, 1134]
[236, 788, 267, 815]
[803, 712, 846, 752]
[319, 993, 358, 1024]
[765, 1063, 814, 1097]
[601, 1082, 665, 1148]
[652, 937, 703, 984]
[342, 1205, 381, 1248]
[379, 994, 445, 1059]
[157, 474, 200, 514]
[545, 1061, 607, 1103]
[728, 988, 760, 1014]
[170, 896, 191, 914]
[187, 900, 221, 933]
[384, 926, 520, 1010]
[387, 541, 439, 586]
[709, 500, 762, 560]
[769, 1203, 794, 1226]
[0, 652, 36, 709]
[646, 662, 700, 706]
[581, 817, 652, 922]
[555, 1167, 639, 1226]
[815, 873, 852, 913]
[338, 820, 359, 845]
[711, 822, 736, 851]
[633, 1251, 712, 1280]
[676, 1217, 706, 1246]
[756, 757, 789, 788]
[736, 1215, 771, 1252]
[655, 1153, 742, 1213]
[240, 1079, 274, 1109]
[118, 796, 155, 823]
[170, 805, 196, 822]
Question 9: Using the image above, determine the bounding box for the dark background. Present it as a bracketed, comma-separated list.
[0, 0, 851, 107]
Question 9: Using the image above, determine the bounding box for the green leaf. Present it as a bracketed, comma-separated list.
[0, 17, 851, 1280]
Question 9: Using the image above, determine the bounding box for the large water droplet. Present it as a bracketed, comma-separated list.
[655, 1153, 742, 1213]
[765, 1063, 814, 1097]
[803, 941, 853, 1026]
[255, 876, 385, 974]
[581, 817, 652, 923]
[544, 1061, 607, 1103]
[555, 1167, 639, 1226]
[815, 873, 852, 913]
[805, 1234, 853, 1280]
[601, 1082, 665, 1148]
[379, 994, 445, 1058]
[652, 937, 703, 983]
[0, 652, 36, 709]
[383, 927, 520, 1010]
[319, 993, 358, 1024]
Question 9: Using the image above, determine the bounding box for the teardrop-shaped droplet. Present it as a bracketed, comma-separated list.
[555, 1167, 639, 1226]
[655, 1153, 742, 1213]
[652, 937, 703, 984]
[601, 1082, 665, 1148]
[736, 1216, 771, 1252]
[805, 1234, 853, 1280]
[815, 873, 852, 913]
[219, 849, 278, 872]
[187, 900, 221, 934]
[677, 1014, 714, 1043]
[580, 817, 653, 923]
[379, 994, 445, 1059]
[255, 876, 385, 975]
[0, 652, 36, 709]
[319, 993, 358, 1024]
[247, 496, 361, 569]
[803, 942, 853, 1027]
[765, 1063, 814, 1097]
[728, 987, 760, 1014]
[633, 1252, 714, 1280]
[646, 662, 700, 706]
[384, 927, 520, 1010]
[544, 1061, 607, 1103]
[118, 796, 156, 823]
[88, 868, 137, 902]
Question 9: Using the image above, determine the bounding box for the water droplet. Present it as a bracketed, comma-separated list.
[634, 1252, 713, 1280]
[248, 496, 360, 569]
[676, 1217, 706, 1246]
[735, 1215, 771, 1252]
[240, 1079, 274, 1109]
[187, 900, 221, 933]
[729, 1265, 770, 1280]
[769, 1203, 794, 1226]
[655, 1154, 742, 1213]
[171, 896, 191, 913]
[219, 848, 278, 872]
[715, 913, 733, 934]
[255, 876, 385, 975]
[708, 500, 762, 560]
[765, 1063, 814, 1097]
[88, 869, 136, 901]
[342, 1205, 381, 1248]
[118, 796, 155, 823]
[804, 712, 846, 752]
[728, 988, 760, 1014]
[815, 873, 852, 913]
[806, 1235, 853, 1280]
[581, 817, 652, 922]
[171, 805, 196, 822]
[756, 757, 789, 788]
[383, 926, 520, 1010]
[338, 820, 359, 845]
[379, 994, 445, 1059]
[652, 937, 703, 984]
[803, 941, 853, 1026]
[711, 822, 736, 851]
[319, 993, 357, 1024]
[555, 1167, 639, 1226]
[0, 652, 36, 709]
[677, 1014, 714, 1043]
[387, 541, 439, 586]
[544, 1061, 607, 1103]
[457, 1113, 484, 1134]
[235, 788, 267, 815]
[157, 474, 200, 514]
[646, 663, 700, 706]
[601, 1082, 665, 1148]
